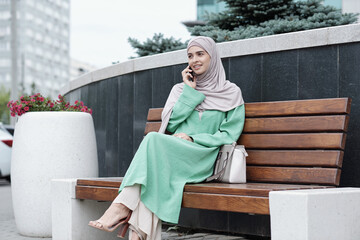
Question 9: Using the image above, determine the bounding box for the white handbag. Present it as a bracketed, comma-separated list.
[205, 142, 248, 183]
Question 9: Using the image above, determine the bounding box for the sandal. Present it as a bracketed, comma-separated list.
[89, 211, 132, 233]
[116, 222, 131, 238]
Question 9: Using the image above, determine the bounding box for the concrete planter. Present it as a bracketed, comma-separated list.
[11, 112, 98, 237]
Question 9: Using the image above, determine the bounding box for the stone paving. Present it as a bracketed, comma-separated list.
[0, 219, 52, 240]
[161, 231, 249, 239]
[0, 180, 260, 240]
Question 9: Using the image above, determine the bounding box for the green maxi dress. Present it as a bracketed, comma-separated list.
[119, 84, 245, 224]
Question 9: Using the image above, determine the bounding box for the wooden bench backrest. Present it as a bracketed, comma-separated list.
[145, 98, 351, 186]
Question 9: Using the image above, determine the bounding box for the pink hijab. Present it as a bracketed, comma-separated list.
[158, 36, 244, 133]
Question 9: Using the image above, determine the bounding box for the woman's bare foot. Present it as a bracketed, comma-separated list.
[131, 230, 141, 240]
[88, 203, 131, 231]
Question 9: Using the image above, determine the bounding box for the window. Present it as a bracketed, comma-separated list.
[26, 59, 33, 67]
[26, 13, 34, 21]
[26, 29, 34, 37]
[0, 0, 10, 5]
[0, 11, 10, 20]
[0, 59, 11, 67]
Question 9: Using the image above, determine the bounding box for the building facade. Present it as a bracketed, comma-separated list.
[197, 0, 226, 21]
[0, 0, 70, 98]
[70, 58, 98, 81]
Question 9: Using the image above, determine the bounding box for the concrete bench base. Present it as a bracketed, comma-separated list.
[51, 179, 125, 240]
[269, 188, 360, 240]
[52, 179, 360, 240]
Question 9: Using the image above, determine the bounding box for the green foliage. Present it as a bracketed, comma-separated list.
[19, 81, 39, 97]
[205, 0, 293, 30]
[0, 85, 10, 124]
[190, 0, 358, 42]
[189, 13, 357, 42]
[128, 0, 358, 56]
[128, 33, 188, 57]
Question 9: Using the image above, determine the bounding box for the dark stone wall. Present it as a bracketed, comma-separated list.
[66, 42, 360, 237]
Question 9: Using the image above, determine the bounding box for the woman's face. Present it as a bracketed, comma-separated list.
[187, 46, 211, 76]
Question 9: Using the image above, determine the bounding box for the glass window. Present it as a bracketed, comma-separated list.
[26, 59, 33, 67]
[0, 0, 10, 5]
[26, 13, 34, 21]
[36, 48, 43, 56]
[0, 59, 10, 67]
[26, 29, 34, 37]
[27, 0, 34, 7]
[0, 11, 10, 19]
[197, 0, 227, 21]
[0, 42, 9, 50]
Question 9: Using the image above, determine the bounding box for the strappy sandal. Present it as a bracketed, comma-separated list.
[125, 229, 144, 240]
[116, 222, 131, 238]
[88, 211, 132, 233]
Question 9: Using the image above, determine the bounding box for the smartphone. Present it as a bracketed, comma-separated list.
[188, 66, 194, 82]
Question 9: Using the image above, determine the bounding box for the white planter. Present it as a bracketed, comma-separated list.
[11, 112, 99, 237]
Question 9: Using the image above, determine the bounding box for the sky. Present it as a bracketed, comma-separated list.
[70, 0, 197, 69]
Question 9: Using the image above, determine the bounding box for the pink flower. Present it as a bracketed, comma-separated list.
[40, 97, 44, 102]
[11, 112, 15, 117]
[31, 99, 35, 102]
[24, 107, 29, 111]
[81, 108, 86, 112]
[75, 100, 78, 104]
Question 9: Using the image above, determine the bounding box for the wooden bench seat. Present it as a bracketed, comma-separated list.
[76, 97, 351, 217]
[77, 178, 332, 214]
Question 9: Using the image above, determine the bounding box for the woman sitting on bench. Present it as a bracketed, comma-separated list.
[88, 36, 245, 240]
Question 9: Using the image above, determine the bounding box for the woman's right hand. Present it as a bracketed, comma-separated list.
[173, 133, 193, 142]
[182, 66, 196, 89]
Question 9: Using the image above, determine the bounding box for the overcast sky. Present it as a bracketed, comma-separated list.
[70, 0, 197, 69]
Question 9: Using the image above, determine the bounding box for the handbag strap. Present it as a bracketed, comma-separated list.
[205, 142, 237, 182]
[205, 152, 229, 182]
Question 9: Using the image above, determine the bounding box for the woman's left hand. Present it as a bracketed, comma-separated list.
[181, 66, 196, 89]
[173, 133, 193, 142]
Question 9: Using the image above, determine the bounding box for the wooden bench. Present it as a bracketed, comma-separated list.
[76, 97, 351, 216]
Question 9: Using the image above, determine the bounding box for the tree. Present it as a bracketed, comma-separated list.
[189, 0, 358, 42]
[128, 33, 188, 57]
[0, 85, 10, 124]
[205, 0, 293, 30]
[128, 0, 358, 56]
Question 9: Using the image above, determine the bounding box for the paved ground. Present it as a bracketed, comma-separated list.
[0, 179, 259, 240]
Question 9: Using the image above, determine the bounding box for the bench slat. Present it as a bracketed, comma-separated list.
[76, 179, 333, 198]
[147, 108, 163, 121]
[76, 185, 118, 201]
[77, 178, 123, 188]
[145, 122, 161, 134]
[243, 115, 349, 133]
[182, 192, 270, 215]
[245, 98, 351, 117]
[239, 133, 346, 149]
[76, 184, 269, 214]
[247, 166, 341, 185]
[246, 150, 343, 167]
[146, 98, 351, 121]
[184, 183, 331, 197]
[145, 115, 349, 134]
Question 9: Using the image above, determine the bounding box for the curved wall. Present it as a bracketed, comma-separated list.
[63, 24, 360, 236]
